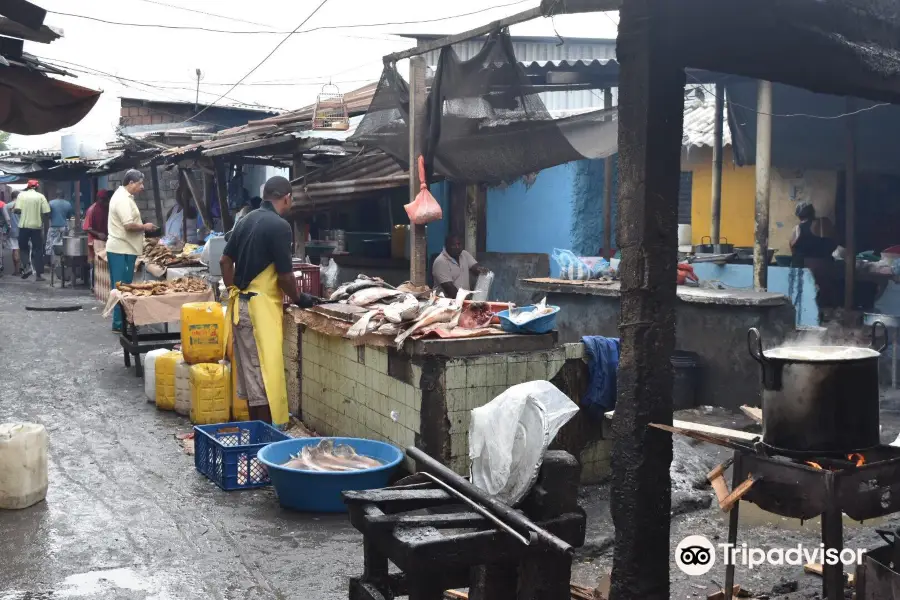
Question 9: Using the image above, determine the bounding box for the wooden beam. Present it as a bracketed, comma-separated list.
[150, 164, 164, 226]
[201, 134, 296, 158]
[609, 0, 684, 596]
[0, 0, 47, 32]
[753, 80, 772, 290]
[384, 7, 542, 63]
[180, 168, 212, 230]
[844, 98, 857, 313]
[408, 56, 427, 287]
[710, 82, 724, 244]
[214, 159, 233, 231]
[292, 156, 306, 259]
[0, 17, 60, 43]
[603, 87, 614, 259]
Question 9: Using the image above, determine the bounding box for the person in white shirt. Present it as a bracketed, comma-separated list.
[107, 170, 155, 332]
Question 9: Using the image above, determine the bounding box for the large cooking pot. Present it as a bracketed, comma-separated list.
[748, 323, 887, 455]
[63, 235, 88, 258]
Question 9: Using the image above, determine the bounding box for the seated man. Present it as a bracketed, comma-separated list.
[432, 233, 487, 298]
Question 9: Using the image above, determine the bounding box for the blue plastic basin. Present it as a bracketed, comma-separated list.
[496, 305, 560, 334]
[257, 437, 404, 512]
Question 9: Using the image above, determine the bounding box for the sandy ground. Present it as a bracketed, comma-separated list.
[3, 276, 900, 599]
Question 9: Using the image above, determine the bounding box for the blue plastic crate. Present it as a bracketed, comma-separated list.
[193, 421, 290, 491]
[496, 305, 560, 334]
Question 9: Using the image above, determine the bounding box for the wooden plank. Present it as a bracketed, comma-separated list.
[606, 411, 759, 442]
[740, 405, 762, 424]
[214, 159, 232, 231]
[0, 0, 47, 31]
[753, 80, 772, 290]
[180, 168, 212, 229]
[201, 134, 297, 158]
[367, 511, 487, 530]
[804, 563, 855, 586]
[0, 16, 58, 43]
[150, 164, 164, 226]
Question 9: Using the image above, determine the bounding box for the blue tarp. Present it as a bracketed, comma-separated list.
[580, 336, 620, 419]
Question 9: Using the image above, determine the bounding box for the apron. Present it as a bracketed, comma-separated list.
[226, 264, 289, 427]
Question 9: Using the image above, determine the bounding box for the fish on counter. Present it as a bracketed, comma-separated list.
[383, 294, 420, 323]
[329, 275, 394, 302]
[281, 439, 384, 472]
[458, 301, 493, 329]
[347, 287, 404, 307]
[394, 305, 460, 348]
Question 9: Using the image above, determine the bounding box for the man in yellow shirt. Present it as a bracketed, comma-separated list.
[107, 170, 155, 331]
[13, 180, 50, 281]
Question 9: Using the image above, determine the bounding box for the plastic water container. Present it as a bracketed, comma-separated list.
[190, 361, 232, 425]
[0, 423, 48, 509]
[144, 349, 170, 403]
[155, 351, 182, 411]
[181, 302, 226, 364]
[231, 363, 249, 421]
[174, 359, 192, 416]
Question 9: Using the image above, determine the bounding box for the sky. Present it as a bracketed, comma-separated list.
[11, 0, 619, 151]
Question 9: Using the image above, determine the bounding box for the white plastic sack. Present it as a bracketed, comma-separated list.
[469, 381, 579, 506]
[0, 423, 48, 509]
[144, 349, 170, 403]
[472, 271, 494, 301]
[321, 258, 340, 292]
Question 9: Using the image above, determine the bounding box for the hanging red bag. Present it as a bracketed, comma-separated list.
[404, 155, 443, 225]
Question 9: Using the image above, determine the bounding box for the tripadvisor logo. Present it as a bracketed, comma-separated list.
[675, 535, 716, 576]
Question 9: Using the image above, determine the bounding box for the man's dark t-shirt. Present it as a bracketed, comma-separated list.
[223, 202, 292, 290]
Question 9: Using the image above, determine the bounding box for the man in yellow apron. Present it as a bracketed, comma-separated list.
[220, 176, 320, 428]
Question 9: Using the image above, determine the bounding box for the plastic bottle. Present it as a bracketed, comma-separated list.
[0, 423, 48, 510]
[155, 351, 183, 411]
[190, 361, 231, 425]
[174, 359, 191, 416]
[181, 302, 226, 364]
[144, 349, 170, 403]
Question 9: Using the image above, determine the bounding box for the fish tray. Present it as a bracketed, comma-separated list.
[496, 305, 560, 334]
[257, 437, 404, 512]
[193, 421, 290, 491]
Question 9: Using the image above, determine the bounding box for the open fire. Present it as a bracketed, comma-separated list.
[804, 453, 866, 470]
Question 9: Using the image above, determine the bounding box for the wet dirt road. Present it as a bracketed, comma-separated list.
[0, 280, 362, 600]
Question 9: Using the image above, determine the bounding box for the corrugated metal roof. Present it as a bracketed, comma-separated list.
[682, 88, 732, 149]
[408, 35, 616, 67]
[292, 149, 406, 211]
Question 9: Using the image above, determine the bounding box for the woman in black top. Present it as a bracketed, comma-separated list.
[790, 202, 837, 267]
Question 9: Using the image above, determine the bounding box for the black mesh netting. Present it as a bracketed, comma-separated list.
[350, 31, 616, 185]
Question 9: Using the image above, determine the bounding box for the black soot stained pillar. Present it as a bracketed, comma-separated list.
[610, 0, 684, 598]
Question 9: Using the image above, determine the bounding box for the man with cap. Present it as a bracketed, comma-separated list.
[107, 170, 156, 332]
[13, 180, 50, 281]
[220, 176, 321, 428]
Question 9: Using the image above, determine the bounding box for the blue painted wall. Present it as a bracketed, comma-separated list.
[486, 163, 577, 277]
[425, 181, 450, 265]
[571, 157, 618, 256]
[691, 263, 819, 326]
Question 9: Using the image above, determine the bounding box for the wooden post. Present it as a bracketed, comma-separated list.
[609, 0, 683, 597]
[215, 160, 233, 231]
[464, 184, 485, 256]
[710, 82, 725, 244]
[181, 168, 213, 230]
[150, 164, 164, 226]
[89, 176, 97, 219]
[603, 87, 614, 259]
[844, 99, 857, 312]
[72, 180, 81, 231]
[292, 156, 306, 259]
[408, 56, 427, 287]
[753, 80, 773, 290]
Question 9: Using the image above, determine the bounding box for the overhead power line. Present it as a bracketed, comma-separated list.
[131, 0, 278, 29]
[47, 0, 534, 35]
[188, 0, 331, 121]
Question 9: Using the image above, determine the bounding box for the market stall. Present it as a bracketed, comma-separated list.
[105, 277, 215, 376]
[281, 276, 610, 481]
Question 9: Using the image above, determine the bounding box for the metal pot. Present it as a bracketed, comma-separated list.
[748, 323, 887, 455]
[63, 235, 89, 258]
[694, 236, 734, 254]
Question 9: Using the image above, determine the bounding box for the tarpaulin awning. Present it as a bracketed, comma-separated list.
[0, 67, 100, 135]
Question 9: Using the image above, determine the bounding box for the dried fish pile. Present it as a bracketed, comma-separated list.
[116, 277, 210, 297]
[143, 239, 201, 268]
[281, 439, 383, 472]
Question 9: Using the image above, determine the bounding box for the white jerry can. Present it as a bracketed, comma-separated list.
[0, 423, 49, 510]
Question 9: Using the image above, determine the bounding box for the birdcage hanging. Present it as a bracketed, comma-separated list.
[312, 83, 350, 131]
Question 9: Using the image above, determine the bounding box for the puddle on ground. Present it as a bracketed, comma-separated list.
[721, 502, 889, 531]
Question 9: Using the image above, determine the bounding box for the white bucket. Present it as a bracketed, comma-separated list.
[678, 224, 692, 246]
